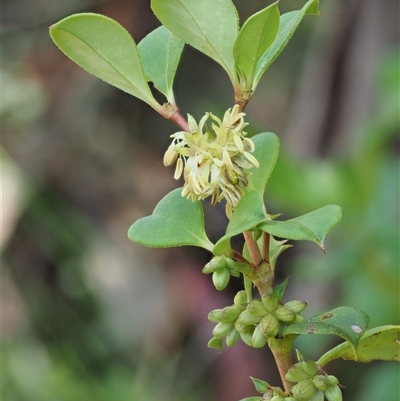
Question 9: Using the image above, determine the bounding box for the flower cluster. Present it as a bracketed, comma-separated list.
[163, 105, 259, 211]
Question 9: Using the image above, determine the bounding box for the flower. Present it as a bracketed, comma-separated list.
[163, 105, 259, 211]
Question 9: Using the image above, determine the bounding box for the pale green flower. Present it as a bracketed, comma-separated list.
[163, 105, 259, 210]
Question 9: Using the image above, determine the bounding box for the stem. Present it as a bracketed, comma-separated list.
[268, 336, 296, 394]
[243, 231, 274, 295]
[262, 232, 270, 262]
[243, 231, 262, 266]
[159, 103, 189, 132]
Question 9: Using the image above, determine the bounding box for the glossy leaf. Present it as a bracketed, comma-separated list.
[258, 205, 342, 249]
[246, 132, 280, 195]
[317, 325, 400, 366]
[128, 188, 214, 252]
[138, 26, 185, 103]
[253, 0, 321, 89]
[214, 190, 268, 255]
[151, 0, 238, 81]
[283, 306, 371, 355]
[234, 2, 280, 89]
[49, 13, 159, 109]
[213, 132, 279, 255]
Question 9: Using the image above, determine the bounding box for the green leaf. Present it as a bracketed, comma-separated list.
[49, 13, 160, 110]
[246, 132, 280, 195]
[213, 132, 279, 256]
[250, 377, 270, 393]
[151, 0, 239, 81]
[234, 2, 280, 89]
[138, 26, 185, 103]
[283, 306, 371, 356]
[214, 190, 267, 255]
[258, 205, 342, 249]
[128, 188, 214, 251]
[317, 325, 400, 366]
[253, 0, 321, 89]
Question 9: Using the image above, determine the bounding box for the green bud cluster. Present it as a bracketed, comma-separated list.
[202, 256, 240, 291]
[207, 287, 307, 351]
[235, 293, 307, 347]
[286, 360, 342, 401]
[207, 290, 247, 350]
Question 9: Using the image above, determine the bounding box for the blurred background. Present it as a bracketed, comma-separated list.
[2, 0, 399, 400]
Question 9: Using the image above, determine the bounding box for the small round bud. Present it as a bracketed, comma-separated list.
[286, 362, 313, 383]
[239, 330, 254, 347]
[312, 375, 329, 391]
[225, 327, 240, 347]
[248, 299, 268, 316]
[291, 379, 318, 401]
[234, 290, 247, 308]
[270, 396, 284, 401]
[236, 310, 263, 326]
[326, 375, 339, 386]
[220, 306, 240, 322]
[251, 324, 268, 348]
[274, 305, 296, 323]
[309, 390, 324, 401]
[294, 314, 306, 323]
[208, 309, 224, 323]
[212, 268, 230, 291]
[301, 360, 318, 377]
[259, 313, 280, 338]
[262, 293, 279, 312]
[212, 322, 233, 339]
[324, 384, 343, 401]
[205, 256, 227, 272]
[284, 300, 308, 314]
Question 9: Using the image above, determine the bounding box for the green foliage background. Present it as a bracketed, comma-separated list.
[2, 0, 399, 400]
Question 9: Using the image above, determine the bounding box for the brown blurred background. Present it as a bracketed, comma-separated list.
[2, 0, 399, 400]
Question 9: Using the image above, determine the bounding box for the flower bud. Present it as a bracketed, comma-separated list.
[286, 362, 313, 383]
[212, 268, 230, 291]
[301, 360, 318, 377]
[248, 299, 268, 316]
[324, 385, 343, 401]
[234, 290, 247, 308]
[294, 314, 306, 323]
[239, 330, 254, 347]
[207, 336, 223, 352]
[274, 305, 296, 323]
[291, 379, 318, 401]
[262, 293, 279, 312]
[204, 256, 227, 273]
[236, 310, 263, 326]
[309, 390, 324, 401]
[208, 309, 224, 323]
[220, 306, 240, 322]
[312, 375, 329, 391]
[284, 300, 307, 314]
[225, 327, 240, 347]
[259, 313, 280, 338]
[283, 398, 296, 401]
[270, 396, 284, 401]
[212, 322, 233, 339]
[251, 323, 268, 348]
[326, 375, 339, 386]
